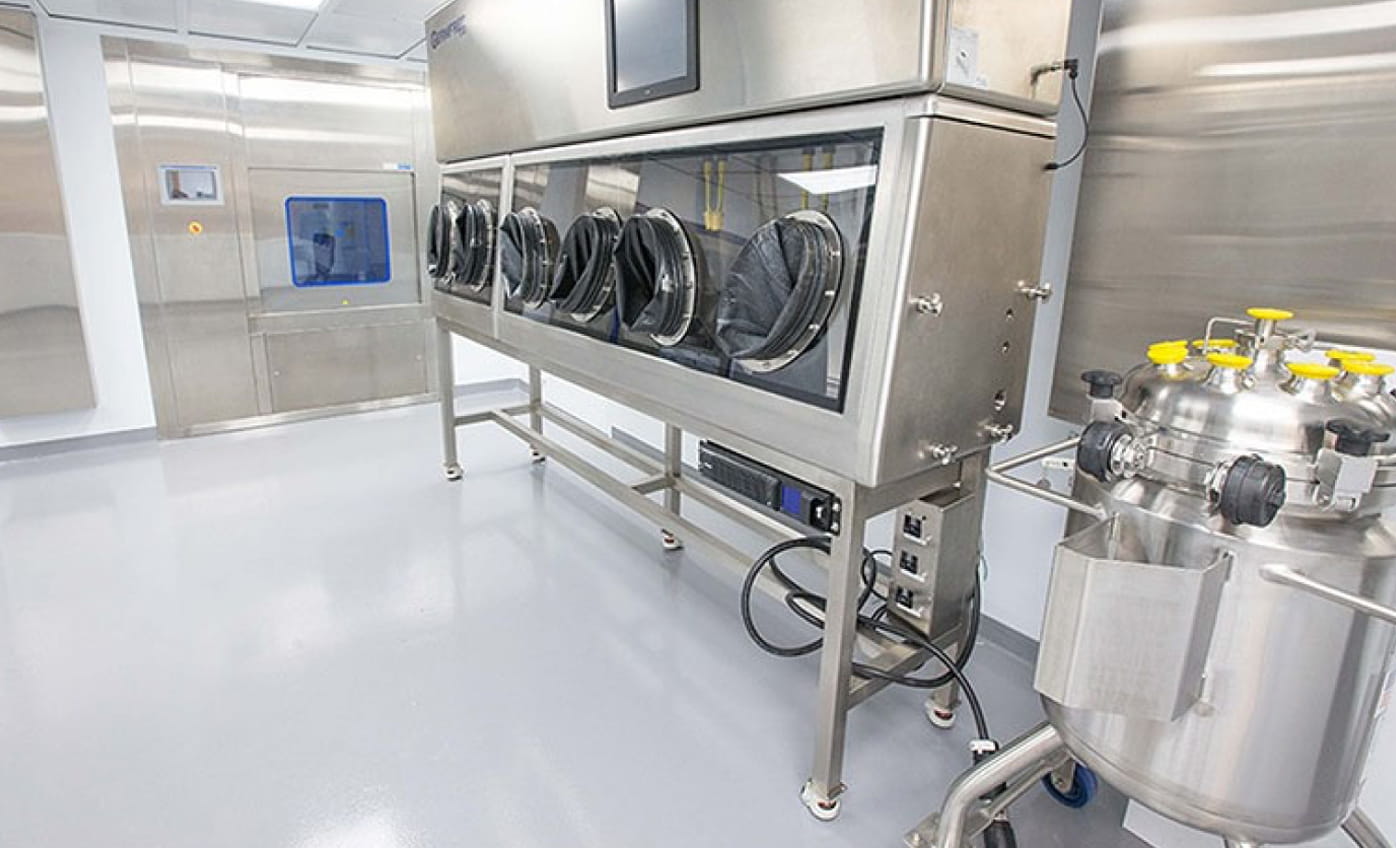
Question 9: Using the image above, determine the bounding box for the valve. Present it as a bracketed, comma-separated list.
[1216, 455, 1287, 527]
[1076, 420, 1133, 483]
[1081, 370, 1122, 400]
[1326, 420, 1391, 458]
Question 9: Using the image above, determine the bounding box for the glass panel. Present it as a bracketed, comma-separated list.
[506, 129, 881, 412]
[284, 196, 390, 287]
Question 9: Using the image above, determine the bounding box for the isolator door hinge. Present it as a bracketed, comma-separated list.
[1017, 280, 1054, 302]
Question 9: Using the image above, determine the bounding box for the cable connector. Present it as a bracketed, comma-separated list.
[969, 738, 999, 762]
[1045, 55, 1088, 172]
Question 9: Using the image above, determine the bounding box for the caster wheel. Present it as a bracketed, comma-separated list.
[444, 464, 464, 482]
[530, 449, 546, 464]
[660, 531, 684, 552]
[925, 699, 956, 729]
[1042, 762, 1097, 809]
[800, 781, 841, 822]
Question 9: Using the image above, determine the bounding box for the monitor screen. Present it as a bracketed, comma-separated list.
[606, 0, 697, 108]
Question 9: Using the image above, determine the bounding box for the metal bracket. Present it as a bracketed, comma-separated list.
[1016, 280, 1053, 302]
[986, 436, 1110, 520]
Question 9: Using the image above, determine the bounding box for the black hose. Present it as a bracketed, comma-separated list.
[739, 535, 992, 741]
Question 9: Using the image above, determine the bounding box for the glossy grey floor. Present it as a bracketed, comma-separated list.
[0, 398, 1146, 848]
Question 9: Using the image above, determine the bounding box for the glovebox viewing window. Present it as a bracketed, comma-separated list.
[285, 196, 391, 287]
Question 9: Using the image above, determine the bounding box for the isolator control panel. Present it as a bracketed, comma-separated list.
[698, 441, 840, 534]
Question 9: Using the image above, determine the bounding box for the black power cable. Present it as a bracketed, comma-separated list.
[1045, 58, 1088, 172]
[738, 536, 991, 742]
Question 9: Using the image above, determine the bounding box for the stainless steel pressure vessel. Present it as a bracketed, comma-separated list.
[1038, 309, 1396, 845]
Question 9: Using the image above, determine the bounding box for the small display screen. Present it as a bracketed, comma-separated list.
[284, 196, 391, 287]
[159, 164, 222, 205]
[607, 0, 698, 107]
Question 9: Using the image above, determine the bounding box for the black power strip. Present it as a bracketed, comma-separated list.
[697, 441, 841, 534]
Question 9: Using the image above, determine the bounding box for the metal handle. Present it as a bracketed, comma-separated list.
[987, 436, 1110, 521]
[1260, 564, 1396, 627]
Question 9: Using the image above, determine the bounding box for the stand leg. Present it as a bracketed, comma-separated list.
[527, 366, 545, 463]
[905, 723, 1068, 848]
[926, 675, 960, 729]
[1344, 809, 1393, 848]
[436, 321, 463, 481]
[660, 424, 684, 551]
[803, 485, 866, 821]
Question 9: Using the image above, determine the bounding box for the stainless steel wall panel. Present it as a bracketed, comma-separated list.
[265, 322, 428, 413]
[0, 10, 96, 417]
[425, 0, 1071, 162]
[1051, 0, 1396, 418]
[235, 72, 418, 171]
[123, 51, 261, 428]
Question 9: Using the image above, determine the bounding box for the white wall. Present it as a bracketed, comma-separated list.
[0, 17, 156, 448]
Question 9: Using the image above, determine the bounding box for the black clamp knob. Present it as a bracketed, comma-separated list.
[1326, 420, 1391, 458]
[1218, 455, 1287, 528]
[1077, 420, 1132, 483]
[1081, 370, 1123, 400]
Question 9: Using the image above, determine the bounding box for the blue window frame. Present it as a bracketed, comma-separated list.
[285, 196, 391, 287]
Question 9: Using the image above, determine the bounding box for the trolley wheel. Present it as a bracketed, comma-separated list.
[924, 699, 956, 730]
[800, 780, 841, 822]
[660, 530, 684, 552]
[530, 448, 547, 464]
[444, 463, 464, 482]
[1042, 762, 1097, 809]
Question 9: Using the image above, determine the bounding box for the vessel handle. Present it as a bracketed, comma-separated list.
[987, 436, 1111, 521]
[1260, 564, 1396, 627]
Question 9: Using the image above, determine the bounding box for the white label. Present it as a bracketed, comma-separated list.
[947, 26, 989, 90]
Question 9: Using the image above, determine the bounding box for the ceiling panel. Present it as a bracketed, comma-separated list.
[39, 0, 178, 30]
[303, 10, 423, 58]
[404, 39, 426, 63]
[331, 0, 441, 23]
[187, 0, 313, 45]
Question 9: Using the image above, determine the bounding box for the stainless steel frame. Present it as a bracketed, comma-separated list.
[435, 324, 981, 814]
[106, 38, 440, 438]
[0, 9, 96, 418]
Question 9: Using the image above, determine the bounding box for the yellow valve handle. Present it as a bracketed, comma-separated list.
[1286, 362, 1340, 381]
[1346, 362, 1395, 377]
[1149, 346, 1187, 365]
[1192, 338, 1237, 350]
[1247, 307, 1294, 322]
[1208, 353, 1254, 370]
[1326, 349, 1376, 363]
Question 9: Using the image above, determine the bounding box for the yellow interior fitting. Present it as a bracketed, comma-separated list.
[1149, 340, 1187, 350]
[1286, 362, 1341, 381]
[1247, 307, 1294, 322]
[1346, 362, 1395, 377]
[1149, 346, 1187, 365]
[1207, 353, 1253, 371]
[1326, 349, 1376, 363]
[1192, 339, 1237, 350]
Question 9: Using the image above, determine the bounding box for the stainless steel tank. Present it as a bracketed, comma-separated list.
[1037, 308, 1396, 845]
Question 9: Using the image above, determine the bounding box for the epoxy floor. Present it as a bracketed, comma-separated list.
[0, 398, 1145, 848]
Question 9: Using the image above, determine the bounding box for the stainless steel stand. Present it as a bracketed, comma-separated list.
[436, 316, 977, 820]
